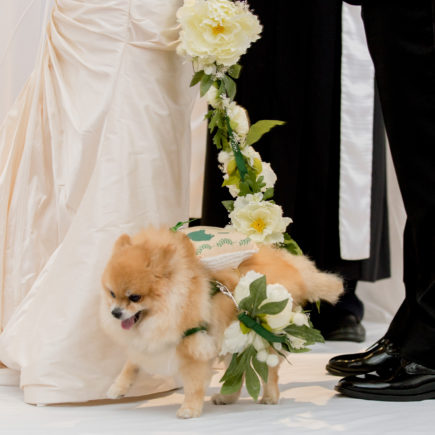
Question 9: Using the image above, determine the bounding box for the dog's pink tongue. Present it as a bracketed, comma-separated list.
[121, 316, 136, 330]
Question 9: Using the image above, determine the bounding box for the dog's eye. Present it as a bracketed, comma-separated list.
[110, 291, 116, 298]
[128, 294, 142, 303]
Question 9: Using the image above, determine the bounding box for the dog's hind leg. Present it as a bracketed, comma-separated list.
[107, 360, 139, 399]
[259, 363, 280, 404]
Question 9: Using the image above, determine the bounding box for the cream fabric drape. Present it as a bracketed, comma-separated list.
[339, 3, 375, 260]
[0, 0, 196, 404]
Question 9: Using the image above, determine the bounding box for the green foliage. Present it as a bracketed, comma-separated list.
[281, 232, 303, 256]
[256, 299, 289, 316]
[222, 200, 235, 212]
[262, 187, 274, 200]
[246, 120, 286, 146]
[200, 73, 214, 97]
[190, 70, 205, 87]
[228, 64, 242, 79]
[252, 357, 268, 384]
[245, 362, 261, 401]
[222, 74, 237, 100]
[284, 324, 325, 345]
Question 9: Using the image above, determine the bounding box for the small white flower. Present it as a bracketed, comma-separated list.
[260, 162, 277, 191]
[288, 335, 306, 350]
[233, 270, 264, 303]
[262, 283, 293, 331]
[256, 349, 268, 363]
[249, 331, 268, 352]
[290, 311, 310, 327]
[228, 103, 250, 137]
[266, 354, 279, 367]
[204, 64, 217, 75]
[177, 0, 262, 67]
[273, 342, 282, 351]
[220, 321, 250, 355]
[205, 85, 220, 108]
[229, 193, 292, 244]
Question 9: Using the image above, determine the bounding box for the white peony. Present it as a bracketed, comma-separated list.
[220, 321, 250, 355]
[233, 270, 264, 303]
[229, 193, 292, 244]
[177, 0, 262, 67]
[261, 283, 293, 331]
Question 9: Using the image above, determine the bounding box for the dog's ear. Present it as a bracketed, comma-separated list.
[113, 234, 131, 252]
[157, 244, 176, 264]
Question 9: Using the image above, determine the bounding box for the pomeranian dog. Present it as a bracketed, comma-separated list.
[100, 227, 342, 418]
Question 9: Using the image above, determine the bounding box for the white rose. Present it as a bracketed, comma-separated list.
[228, 103, 250, 137]
[229, 193, 292, 244]
[261, 283, 293, 331]
[177, 0, 262, 67]
[220, 321, 250, 355]
[233, 270, 264, 303]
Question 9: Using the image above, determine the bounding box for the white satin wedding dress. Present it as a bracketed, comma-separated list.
[0, 0, 196, 404]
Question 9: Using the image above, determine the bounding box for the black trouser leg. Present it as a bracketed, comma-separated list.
[362, 0, 435, 368]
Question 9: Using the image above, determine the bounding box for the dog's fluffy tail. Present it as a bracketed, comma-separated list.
[287, 254, 343, 304]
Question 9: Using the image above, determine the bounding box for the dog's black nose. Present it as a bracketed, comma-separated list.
[111, 308, 122, 319]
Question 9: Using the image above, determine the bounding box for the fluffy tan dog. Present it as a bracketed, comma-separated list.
[100, 227, 343, 418]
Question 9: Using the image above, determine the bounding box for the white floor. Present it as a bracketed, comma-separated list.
[0, 322, 434, 435]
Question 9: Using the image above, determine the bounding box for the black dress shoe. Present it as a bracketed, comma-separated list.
[322, 314, 366, 343]
[335, 359, 435, 401]
[326, 337, 400, 377]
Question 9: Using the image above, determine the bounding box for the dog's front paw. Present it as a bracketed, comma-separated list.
[176, 405, 202, 419]
[107, 382, 128, 400]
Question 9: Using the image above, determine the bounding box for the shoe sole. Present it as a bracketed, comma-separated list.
[326, 364, 372, 377]
[335, 384, 435, 402]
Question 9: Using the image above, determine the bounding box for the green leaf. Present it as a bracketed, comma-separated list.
[246, 120, 286, 146]
[219, 354, 239, 383]
[222, 75, 237, 100]
[222, 174, 240, 187]
[228, 64, 242, 79]
[257, 299, 289, 315]
[245, 361, 261, 401]
[249, 275, 267, 313]
[252, 357, 268, 384]
[316, 300, 321, 313]
[222, 200, 235, 212]
[200, 74, 214, 97]
[190, 70, 205, 87]
[238, 295, 254, 313]
[282, 233, 303, 256]
[284, 324, 325, 345]
[220, 373, 243, 396]
[263, 187, 274, 201]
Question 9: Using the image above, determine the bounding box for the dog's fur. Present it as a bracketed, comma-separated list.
[100, 227, 343, 418]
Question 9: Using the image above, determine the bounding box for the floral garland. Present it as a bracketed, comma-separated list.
[176, 0, 323, 401]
